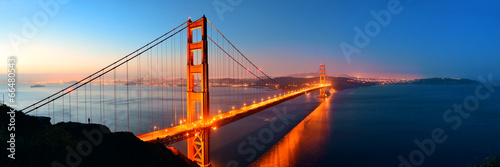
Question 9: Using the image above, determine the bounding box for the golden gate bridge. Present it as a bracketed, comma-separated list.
[19, 16, 330, 167]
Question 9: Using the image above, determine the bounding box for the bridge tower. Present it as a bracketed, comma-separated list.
[319, 65, 327, 97]
[186, 16, 211, 167]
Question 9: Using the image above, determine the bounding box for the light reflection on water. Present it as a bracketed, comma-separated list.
[249, 85, 500, 166]
[249, 96, 332, 167]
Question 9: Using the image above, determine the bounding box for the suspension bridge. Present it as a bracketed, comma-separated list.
[19, 16, 330, 167]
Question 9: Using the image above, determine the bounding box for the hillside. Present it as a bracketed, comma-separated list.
[0, 104, 198, 167]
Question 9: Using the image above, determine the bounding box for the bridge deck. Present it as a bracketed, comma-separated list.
[136, 85, 329, 144]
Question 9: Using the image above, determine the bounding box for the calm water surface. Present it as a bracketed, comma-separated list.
[5, 84, 500, 166]
[251, 84, 500, 167]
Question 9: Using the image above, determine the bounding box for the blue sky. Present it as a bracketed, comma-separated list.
[1, 0, 499, 81]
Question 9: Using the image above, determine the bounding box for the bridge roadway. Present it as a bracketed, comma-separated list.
[136, 85, 330, 145]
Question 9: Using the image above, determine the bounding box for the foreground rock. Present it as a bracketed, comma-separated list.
[0, 104, 198, 167]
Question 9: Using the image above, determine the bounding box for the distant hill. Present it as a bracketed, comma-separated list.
[285, 73, 318, 78]
[267, 76, 379, 91]
[401, 78, 479, 85]
[285, 73, 348, 78]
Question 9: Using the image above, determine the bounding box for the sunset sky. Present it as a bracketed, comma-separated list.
[1, 0, 499, 83]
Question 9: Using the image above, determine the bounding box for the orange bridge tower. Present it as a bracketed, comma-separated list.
[319, 64, 327, 97]
[186, 16, 211, 167]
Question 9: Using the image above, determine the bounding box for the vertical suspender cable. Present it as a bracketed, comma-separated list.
[69, 88, 71, 122]
[114, 67, 117, 132]
[76, 88, 79, 122]
[127, 61, 129, 132]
